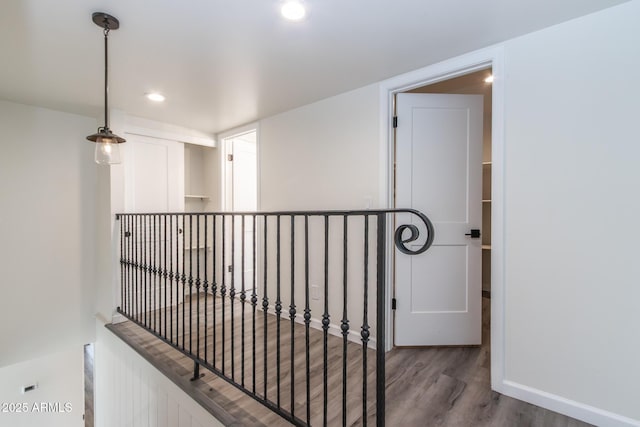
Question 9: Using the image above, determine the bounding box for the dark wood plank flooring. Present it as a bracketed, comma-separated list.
[107, 296, 592, 426]
[84, 342, 94, 427]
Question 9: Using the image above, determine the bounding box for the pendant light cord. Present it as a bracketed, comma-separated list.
[103, 27, 110, 131]
[86, 12, 125, 149]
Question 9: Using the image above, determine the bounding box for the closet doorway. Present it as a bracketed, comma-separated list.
[394, 68, 493, 347]
[220, 127, 258, 289]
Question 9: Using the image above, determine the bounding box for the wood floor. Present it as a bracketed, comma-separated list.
[108, 296, 592, 427]
[84, 343, 95, 427]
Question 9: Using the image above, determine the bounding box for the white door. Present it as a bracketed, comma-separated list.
[395, 93, 483, 346]
[124, 134, 184, 213]
[223, 132, 257, 291]
[123, 134, 185, 310]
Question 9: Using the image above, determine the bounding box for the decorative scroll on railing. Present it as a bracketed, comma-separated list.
[115, 209, 433, 427]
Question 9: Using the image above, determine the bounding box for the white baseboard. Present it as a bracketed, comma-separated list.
[306, 315, 377, 350]
[497, 380, 640, 427]
[260, 304, 377, 349]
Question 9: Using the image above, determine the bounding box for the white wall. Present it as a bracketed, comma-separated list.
[0, 100, 96, 426]
[95, 320, 224, 427]
[502, 1, 640, 422]
[260, 84, 380, 210]
[252, 2, 640, 424]
[257, 85, 381, 344]
[0, 347, 84, 427]
[0, 100, 96, 365]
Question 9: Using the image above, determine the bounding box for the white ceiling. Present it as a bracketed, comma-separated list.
[0, 0, 628, 135]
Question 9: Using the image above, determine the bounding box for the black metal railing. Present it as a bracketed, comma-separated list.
[116, 209, 433, 427]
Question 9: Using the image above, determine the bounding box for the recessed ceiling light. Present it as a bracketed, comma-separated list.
[484, 75, 494, 83]
[281, 1, 306, 21]
[145, 92, 166, 102]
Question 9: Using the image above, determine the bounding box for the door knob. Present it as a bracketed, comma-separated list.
[465, 229, 481, 238]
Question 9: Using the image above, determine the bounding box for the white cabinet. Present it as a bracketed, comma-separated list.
[123, 134, 185, 213]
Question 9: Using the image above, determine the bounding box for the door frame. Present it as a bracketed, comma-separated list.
[378, 45, 505, 390]
[218, 122, 261, 212]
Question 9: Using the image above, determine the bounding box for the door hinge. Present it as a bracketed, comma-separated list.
[393, 116, 398, 128]
[392, 298, 397, 310]
[227, 154, 234, 161]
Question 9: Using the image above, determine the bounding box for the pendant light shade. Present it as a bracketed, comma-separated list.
[88, 129, 125, 164]
[87, 12, 126, 165]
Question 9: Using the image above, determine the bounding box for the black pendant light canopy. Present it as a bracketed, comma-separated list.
[87, 12, 126, 165]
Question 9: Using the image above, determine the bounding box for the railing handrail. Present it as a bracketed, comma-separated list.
[115, 208, 434, 426]
[116, 208, 435, 254]
[117, 207, 427, 217]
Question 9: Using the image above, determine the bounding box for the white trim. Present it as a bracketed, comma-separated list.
[220, 136, 232, 212]
[124, 115, 216, 147]
[378, 45, 506, 395]
[499, 381, 640, 427]
[216, 122, 261, 212]
[488, 48, 506, 390]
[216, 122, 261, 141]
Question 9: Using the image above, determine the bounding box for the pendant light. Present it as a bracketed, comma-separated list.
[86, 12, 126, 165]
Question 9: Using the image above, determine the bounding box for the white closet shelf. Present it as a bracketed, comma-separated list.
[482, 161, 492, 166]
[482, 244, 491, 250]
[185, 194, 210, 200]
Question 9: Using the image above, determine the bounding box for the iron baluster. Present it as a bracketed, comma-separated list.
[376, 213, 386, 427]
[362, 215, 370, 426]
[119, 210, 124, 314]
[182, 214, 186, 351]
[289, 215, 296, 417]
[153, 215, 157, 333]
[146, 215, 149, 325]
[212, 215, 218, 369]
[240, 215, 247, 388]
[251, 214, 258, 394]
[304, 215, 311, 426]
[221, 214, 227, 375]
[342, 215, 349, 427]
[164, 215, 168, 338]
[196, 214, 201, 361]
[230, 214, 236, 381]
[114, 209, 436, 427]
[276, 215, 282, 408]
[263, 215, 269, 399]
[204, 214, 209, 364]
[322, 215, 330, 427]
[189, 214, 194, 355]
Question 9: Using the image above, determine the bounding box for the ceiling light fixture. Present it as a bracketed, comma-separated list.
[86, 12, 126, 165]
[484, 75, 494, 83]
[281, 0, 306, 21]
[146, 92, 166, 102]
